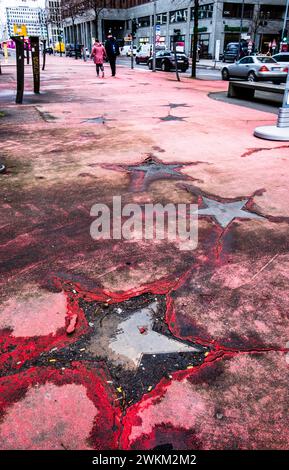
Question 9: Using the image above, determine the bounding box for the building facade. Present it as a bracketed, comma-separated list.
[0, 0, 47, 41]
[45, 0, 63, 45]
[62, 0, 288, 57]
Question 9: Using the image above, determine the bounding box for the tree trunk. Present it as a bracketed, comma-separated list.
[191, 0, 199, 78]
[94, 16, 98, 41]
[73, 20, 77, 60]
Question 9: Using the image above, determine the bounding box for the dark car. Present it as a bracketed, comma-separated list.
[147, 50, 189, 72]
[45, 47, 53, 55]
[65, 43, 83, 58]
[222, 42, 248, 62]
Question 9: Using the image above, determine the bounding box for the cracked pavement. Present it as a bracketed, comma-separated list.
[0, 56, 289, 450]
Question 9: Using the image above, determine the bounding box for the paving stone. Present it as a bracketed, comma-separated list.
[0, 364, 120, 450]
[121, 352, 289, 450]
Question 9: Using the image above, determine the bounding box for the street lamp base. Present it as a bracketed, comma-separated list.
[254, 125, 289, 141]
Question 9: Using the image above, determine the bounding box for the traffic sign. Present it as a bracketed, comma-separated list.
[13, 24, 27, 37]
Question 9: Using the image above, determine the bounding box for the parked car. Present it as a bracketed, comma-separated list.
[135, 50, 149, 64]
[221, 55, 288, 83]
[127, 45, 137, 57]
[65, 43, 83, 58]
[135, 44, 166, 64]
[44, 46, 53, 55]
[222, 42, 248, 62]
[147, 50, 189, 72]
[120, 45, 130, 56]
[54, 42, 65, 53]
[272, 52, 289, 68]
[120, 45, 137, 56]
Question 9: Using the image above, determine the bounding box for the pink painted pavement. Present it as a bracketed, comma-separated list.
[0, 55, 289, 449]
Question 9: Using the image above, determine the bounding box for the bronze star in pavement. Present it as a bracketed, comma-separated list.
[37, 293, 206, 405]
[126, 157, 188, 191]
[100, 157, 188, 192]
[81, 116, 115, 124]
[198, 197, 265, 227]
[181, 184, 265, 228]
[163, 103, 190, 109]
[159, 115, 186, 122]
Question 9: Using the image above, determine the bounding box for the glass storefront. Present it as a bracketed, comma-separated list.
[170, 34, 186, 50]
[191, 33, 210, 58]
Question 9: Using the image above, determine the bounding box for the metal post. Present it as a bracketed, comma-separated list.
[280, 0, 289, 52]
[254, 67, 289, 139]
[131, 18, 134, 70]
[282, 67, 289, 110]
[173, 38, 180, 81]
[191, 0, 199, 78]
[131, 36, 134, 69]
[30, 36, 40, 94]
[152, 0, 156, 72]
[238, 0, 245, 59]
[42, 38, 46, 70]
[12, 36, 25, 104]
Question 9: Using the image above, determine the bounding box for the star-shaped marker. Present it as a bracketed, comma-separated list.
[159, 114, 186, 122]
[40, 294, 205, 404]
[126, 157, 187, 191]
[163, 103, 190, 109]
[198, 197, 265, 228]
[81, 116, 114, 124]
[91, 301, 199, 370]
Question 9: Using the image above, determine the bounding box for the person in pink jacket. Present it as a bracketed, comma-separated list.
[91, 40, 107, 78]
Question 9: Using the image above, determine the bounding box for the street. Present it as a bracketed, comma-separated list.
[0, 54, 289, 452]
[118, 55, 222, 80]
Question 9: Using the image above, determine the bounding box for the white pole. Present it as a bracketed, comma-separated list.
[282, 66, 289, 108]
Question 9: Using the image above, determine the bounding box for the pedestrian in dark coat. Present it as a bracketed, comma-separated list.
[105, 35, 119, 77]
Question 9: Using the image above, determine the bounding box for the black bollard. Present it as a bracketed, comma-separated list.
[12, 36, 25, 104]
[42, 39, 46, 71]
[30, 36, 40, 94]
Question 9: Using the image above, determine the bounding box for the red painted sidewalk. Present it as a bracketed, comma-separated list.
[0, 56, 289, 449]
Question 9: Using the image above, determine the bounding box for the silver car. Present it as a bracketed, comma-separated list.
[221, 55, 288, 84]
[272, 52, 289, 68]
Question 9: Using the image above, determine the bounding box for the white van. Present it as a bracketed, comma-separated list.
[120, 45, 137, 56]
[135, 44, 166, 64]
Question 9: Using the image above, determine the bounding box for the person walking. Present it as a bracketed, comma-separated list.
[91, 40, 106, 78]
[104, 34, 119, 77]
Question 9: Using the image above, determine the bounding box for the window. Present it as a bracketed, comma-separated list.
[156, 13, 167, 25]
[169, 9, 188, 24]
[223, 3, 254, 19]
[257, 57, 277, 63]
[239, 57, 253, 64]
[260, 6, 284, 20]
[191, 4, 213, 20]
[138, 16, 150, 28]
[273, 54, 289, 62]
[227, 44, 239, 51]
